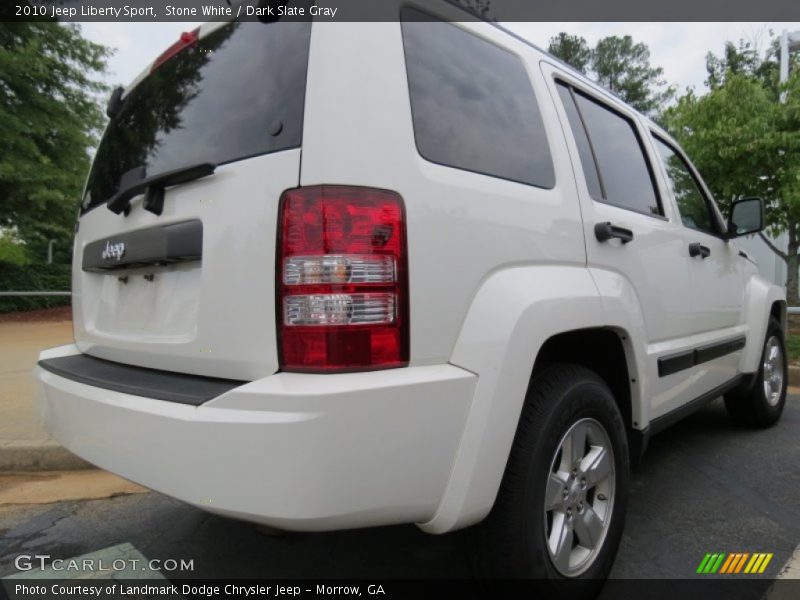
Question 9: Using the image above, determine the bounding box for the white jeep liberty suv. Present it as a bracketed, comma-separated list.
[34, 2, 787, 583]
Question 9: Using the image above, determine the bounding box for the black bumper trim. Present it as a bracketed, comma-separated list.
[38, 354, 246, 406]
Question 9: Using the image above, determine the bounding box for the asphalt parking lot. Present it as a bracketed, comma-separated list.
[0, 394, 798, 589]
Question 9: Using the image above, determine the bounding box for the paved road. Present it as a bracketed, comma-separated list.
[1, 394, 798, 583]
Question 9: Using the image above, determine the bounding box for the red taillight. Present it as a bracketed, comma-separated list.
[151, 28, 200, 73]
[277, 186, 409, 373]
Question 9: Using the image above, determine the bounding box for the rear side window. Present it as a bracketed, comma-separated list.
[401, 9, 555, 189]
[557, 83, 661, 217]
[555, 84, 602, 199]
[82, 21, 312, 214]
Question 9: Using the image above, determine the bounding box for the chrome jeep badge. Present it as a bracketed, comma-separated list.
[101, 241, 126, 261]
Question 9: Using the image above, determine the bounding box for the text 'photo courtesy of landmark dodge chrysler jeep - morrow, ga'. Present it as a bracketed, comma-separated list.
[34, 1, 787, 585]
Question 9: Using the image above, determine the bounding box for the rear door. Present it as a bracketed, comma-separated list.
[73, 20, 312, 380]
[543, 67, 694, 344]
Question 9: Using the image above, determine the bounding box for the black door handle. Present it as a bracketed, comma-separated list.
[594, 222, 634, 244]
[689, 243, 711, 259]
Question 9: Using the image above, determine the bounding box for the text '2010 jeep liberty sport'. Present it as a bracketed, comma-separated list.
[34, 2, 787, 583]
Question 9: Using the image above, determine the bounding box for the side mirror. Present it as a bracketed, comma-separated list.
[727, 197, 764, 238]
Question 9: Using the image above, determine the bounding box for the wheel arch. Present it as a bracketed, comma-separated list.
[533, 327, 646, 466]
[740, 276, 787, 374]
[534, 328, 633, 430]
[771, 299, 787, 335]
[419, 265, 646, 534]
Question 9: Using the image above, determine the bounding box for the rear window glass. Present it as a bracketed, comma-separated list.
[401, 9, 555, 189]
[82, 21, 311, 214]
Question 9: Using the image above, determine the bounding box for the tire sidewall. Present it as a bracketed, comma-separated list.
[754, 319, 788, 424]
[521, 376, 629, 581]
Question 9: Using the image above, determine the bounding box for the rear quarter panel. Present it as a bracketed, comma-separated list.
[301, 19, 587, 367]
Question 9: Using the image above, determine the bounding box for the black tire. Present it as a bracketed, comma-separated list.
[473, 364, 629, 594]
[724, 317, 787, 428]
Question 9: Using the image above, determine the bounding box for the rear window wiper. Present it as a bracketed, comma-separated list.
[107, 162, 217, 216]
[106, 86, 124, 119]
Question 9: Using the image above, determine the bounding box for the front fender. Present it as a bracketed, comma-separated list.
[740, 274, 786, 373]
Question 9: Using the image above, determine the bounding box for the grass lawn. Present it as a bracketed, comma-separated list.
[787, 333, 800, 364]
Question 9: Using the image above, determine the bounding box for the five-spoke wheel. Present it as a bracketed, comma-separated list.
[474, 364, 629, 586]
[545, 418, 615, 576]
[762, 336, 784, 407]
[725, 317, 787, 428]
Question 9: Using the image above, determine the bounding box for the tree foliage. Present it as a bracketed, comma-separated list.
[548, 33, 592, 73]
[548, 33, 674, 114]
[592, 36, 674, 114]
[0, 262, 70, 312]
[0, 22, 110, 264]
[0, 230, 28, 266]
[664, 58, 800, 302]
[705, 38, 782, 94]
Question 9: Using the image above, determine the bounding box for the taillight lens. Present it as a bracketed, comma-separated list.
[277, 186, 409, 372]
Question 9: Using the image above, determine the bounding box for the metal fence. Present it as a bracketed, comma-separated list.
[0, 292, 71, 297]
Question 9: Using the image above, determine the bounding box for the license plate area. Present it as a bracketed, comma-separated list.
[86, 263, 200, 341]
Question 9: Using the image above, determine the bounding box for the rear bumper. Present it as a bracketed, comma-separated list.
[34, 345, 476, 531]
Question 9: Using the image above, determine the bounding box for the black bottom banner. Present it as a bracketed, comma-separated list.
[1, 578, 796, 600]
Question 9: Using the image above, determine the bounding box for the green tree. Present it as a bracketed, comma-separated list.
[548, 33, 592, 74]
[548, 33, 674, 114]
[705, 38, 785, 94]
[591, 35, 674, 114]
[0, 22, 110, 264]
[664, 73, 800, 303]
[0, 229, 28, 266]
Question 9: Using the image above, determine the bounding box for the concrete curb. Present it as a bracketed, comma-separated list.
[0, 441, 94, 472]
[790, 365, 800, 387]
